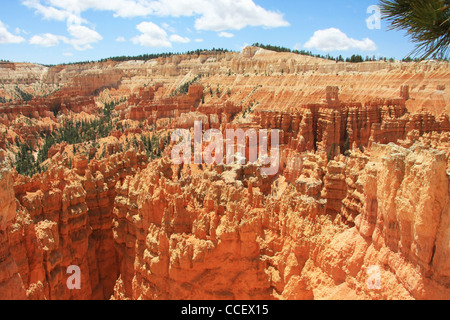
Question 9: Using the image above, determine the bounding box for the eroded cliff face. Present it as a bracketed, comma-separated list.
[0, 150, 147, 300]
[107, 141, 449, 300]
[0, 151, 27, 299]
[0, 48, 449, 300]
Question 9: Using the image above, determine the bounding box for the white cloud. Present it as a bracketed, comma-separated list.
[304, 28, 377, 52]
[23, 0, 102, 50]
[116, 36, 126, 42]
[218, 32, 234, 38]
[23, 0, 150, 21]
[132, 22, 172, 47]
[0, 21, 26, 44]
[22, 0, 289, 32]
[22, 0, 86, 25]
[29, 27, 101, 50]
[194, 38, 203, 43]
[67, 25, 103, 50]
[22, 0, 289, 50]
[191, 0, 289, 31]
[161, 22, 175, 33]
[30, 33, 68, 47]
[63, 52, 73, 56]
[169, 34, 190, 43]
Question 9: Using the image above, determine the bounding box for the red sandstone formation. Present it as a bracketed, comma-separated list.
[0, 150, 147, 299]
[108, 141, 448, 300]
[0, 48, 449, 300]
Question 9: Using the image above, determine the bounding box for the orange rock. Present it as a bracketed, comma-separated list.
[0, 49, 449, 300]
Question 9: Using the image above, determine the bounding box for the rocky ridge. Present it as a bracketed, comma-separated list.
[0, 48, 449, 300]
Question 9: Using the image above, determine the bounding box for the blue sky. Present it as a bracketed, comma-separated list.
[0, 0, 416, 65]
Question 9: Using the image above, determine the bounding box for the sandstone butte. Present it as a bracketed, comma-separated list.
[0, 47, 449, 300]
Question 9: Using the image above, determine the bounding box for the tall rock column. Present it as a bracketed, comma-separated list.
[0, 151, 27, 299]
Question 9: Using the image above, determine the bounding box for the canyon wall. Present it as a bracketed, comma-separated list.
[0, 150, 147, 299]
[109, 141, 449, 300]
[0, 48, 449, 300]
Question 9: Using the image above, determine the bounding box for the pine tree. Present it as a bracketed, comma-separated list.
[380, 0, 450, 59]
